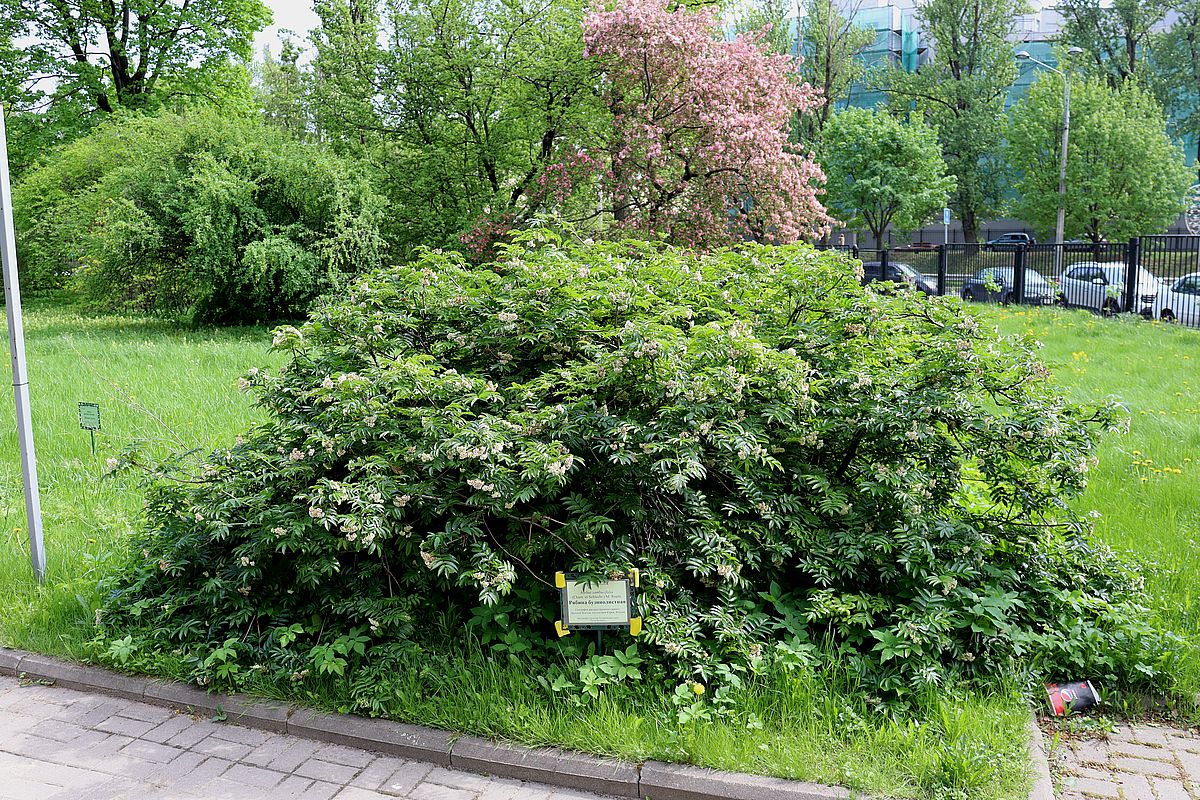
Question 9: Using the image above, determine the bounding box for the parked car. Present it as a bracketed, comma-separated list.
[861, 261, 936, 295]
[1151, 272, 1200, 327]
[1057, 261, 1160, 316]
[960, 267, 1056, 304]
[1062, 238, 1109, 253]
[983, 233, 1035, 251]
[895, 242, 940, 252]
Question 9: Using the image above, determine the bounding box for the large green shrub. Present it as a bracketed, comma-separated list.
[13, 110, 386, 322]
[100, 234, 1171, 702]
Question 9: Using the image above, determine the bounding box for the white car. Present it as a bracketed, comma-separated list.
[1152, 273, 1200, 327]
[1056, 261, 1160, 316]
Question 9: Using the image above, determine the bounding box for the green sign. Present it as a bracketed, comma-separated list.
[554, 570, 642, 637]
[78, 402, 101, 431]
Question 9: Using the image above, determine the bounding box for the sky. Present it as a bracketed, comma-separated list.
[254, 0, 321, 57]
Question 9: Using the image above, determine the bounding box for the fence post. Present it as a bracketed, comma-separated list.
[852, 245, 859, 260]
[1124, 237, 1141, 314]
[1011, 246, 1026, 305]
[880, 247, 889, 278]
[937, 244, 948, 296]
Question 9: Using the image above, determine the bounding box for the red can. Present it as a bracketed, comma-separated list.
[1045, 681, 1101, 716]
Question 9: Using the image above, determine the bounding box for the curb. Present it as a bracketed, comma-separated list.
[0, 647, 1050, 800]
[1026, 712, 1055, 800]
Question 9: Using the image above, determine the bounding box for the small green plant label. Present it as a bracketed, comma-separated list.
[78, 402, 101, 431]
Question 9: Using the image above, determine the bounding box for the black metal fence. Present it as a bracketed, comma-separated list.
[824, 236, 1200, 327]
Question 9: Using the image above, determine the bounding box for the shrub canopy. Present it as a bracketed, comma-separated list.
[101, 235, 1168, 700]
[14, 110, 386, 322]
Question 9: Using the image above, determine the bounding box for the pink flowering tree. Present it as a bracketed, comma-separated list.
[558, 0, 834, 247]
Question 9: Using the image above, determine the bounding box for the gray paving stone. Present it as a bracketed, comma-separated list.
[192, 734, 254, 761]
[97, 714, 158, 738]
[223, 762, 288, 789]
[210, 722, 273, 747]
[26, 718, 88, 742]
[263, 738, 325, 773]
[116, 702, 175, 724]
[1112, 756, 1178, 778]
[318, 742, 380, 768]
[296, 757, 363, 783]
[1109, 740, 1172, 762]
[1062, 776, 1119, 798]
[376, 760, 434, 795]
[1149, 777, 1191, 800]
[407, 783, 476, 800]
[120, 738, 185, 764]
[167, 718, 223, 749]
[142, 714, 198, 744]
[332, 788, 393, 800]
[0, 656, 616, 800]
[296, 780, 344, 800]
[348, 756, 414, 791]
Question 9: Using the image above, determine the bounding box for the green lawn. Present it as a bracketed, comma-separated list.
[0, 300, 1196, 798]
[986, 305, 1200, 708]
[0, 303, 282, 653]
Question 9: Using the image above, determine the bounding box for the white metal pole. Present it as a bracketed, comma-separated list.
[0, 105, 46, 583]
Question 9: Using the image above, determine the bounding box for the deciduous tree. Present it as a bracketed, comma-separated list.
[309, 0, 601, 256]
[1006, 75, 1190, 242]
[1056, 0, 1168, 88]
[3, 0, 270, 114]
[884, 0, 1023, 243]
[821, 107, 954, 245]
[569, 0, 833, 247]
[795, 0, 874, 143]
[1151, 0, 1200, 167]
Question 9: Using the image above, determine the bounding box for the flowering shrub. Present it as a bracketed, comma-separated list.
[558, 0, 833, 247]
[100, 232, 1170, 700]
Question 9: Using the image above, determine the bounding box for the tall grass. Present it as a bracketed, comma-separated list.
[985, 306, 1200, 708]
[0, 302, 281, 656]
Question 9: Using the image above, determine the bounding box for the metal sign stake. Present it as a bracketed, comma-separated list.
[0, 105, 46, 583]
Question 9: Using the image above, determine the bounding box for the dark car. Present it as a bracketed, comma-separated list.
[960, 267, 1055, 305]
[984, 232, 1035, 251]
[894, 242, 940, 252]
[861, 261, 936, 295]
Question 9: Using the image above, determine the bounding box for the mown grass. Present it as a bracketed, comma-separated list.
[983, 305, 1200, 712]
[4, 299, 1195, 797]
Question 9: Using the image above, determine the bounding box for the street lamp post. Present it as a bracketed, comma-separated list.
[1016, 46, 1084, 274]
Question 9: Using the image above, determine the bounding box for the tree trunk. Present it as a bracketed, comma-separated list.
[960, 209, 979, 244]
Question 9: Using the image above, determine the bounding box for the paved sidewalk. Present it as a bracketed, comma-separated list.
[1051, 722, 1200, 800]
[0, 675, 614, 800]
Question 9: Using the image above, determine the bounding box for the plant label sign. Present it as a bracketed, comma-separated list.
[554, 570, 642, 637]
[78, 402, 101, 431]
[78, 401, 101, 455]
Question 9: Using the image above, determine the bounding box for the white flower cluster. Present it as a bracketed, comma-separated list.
[547, 453, 576, 476]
